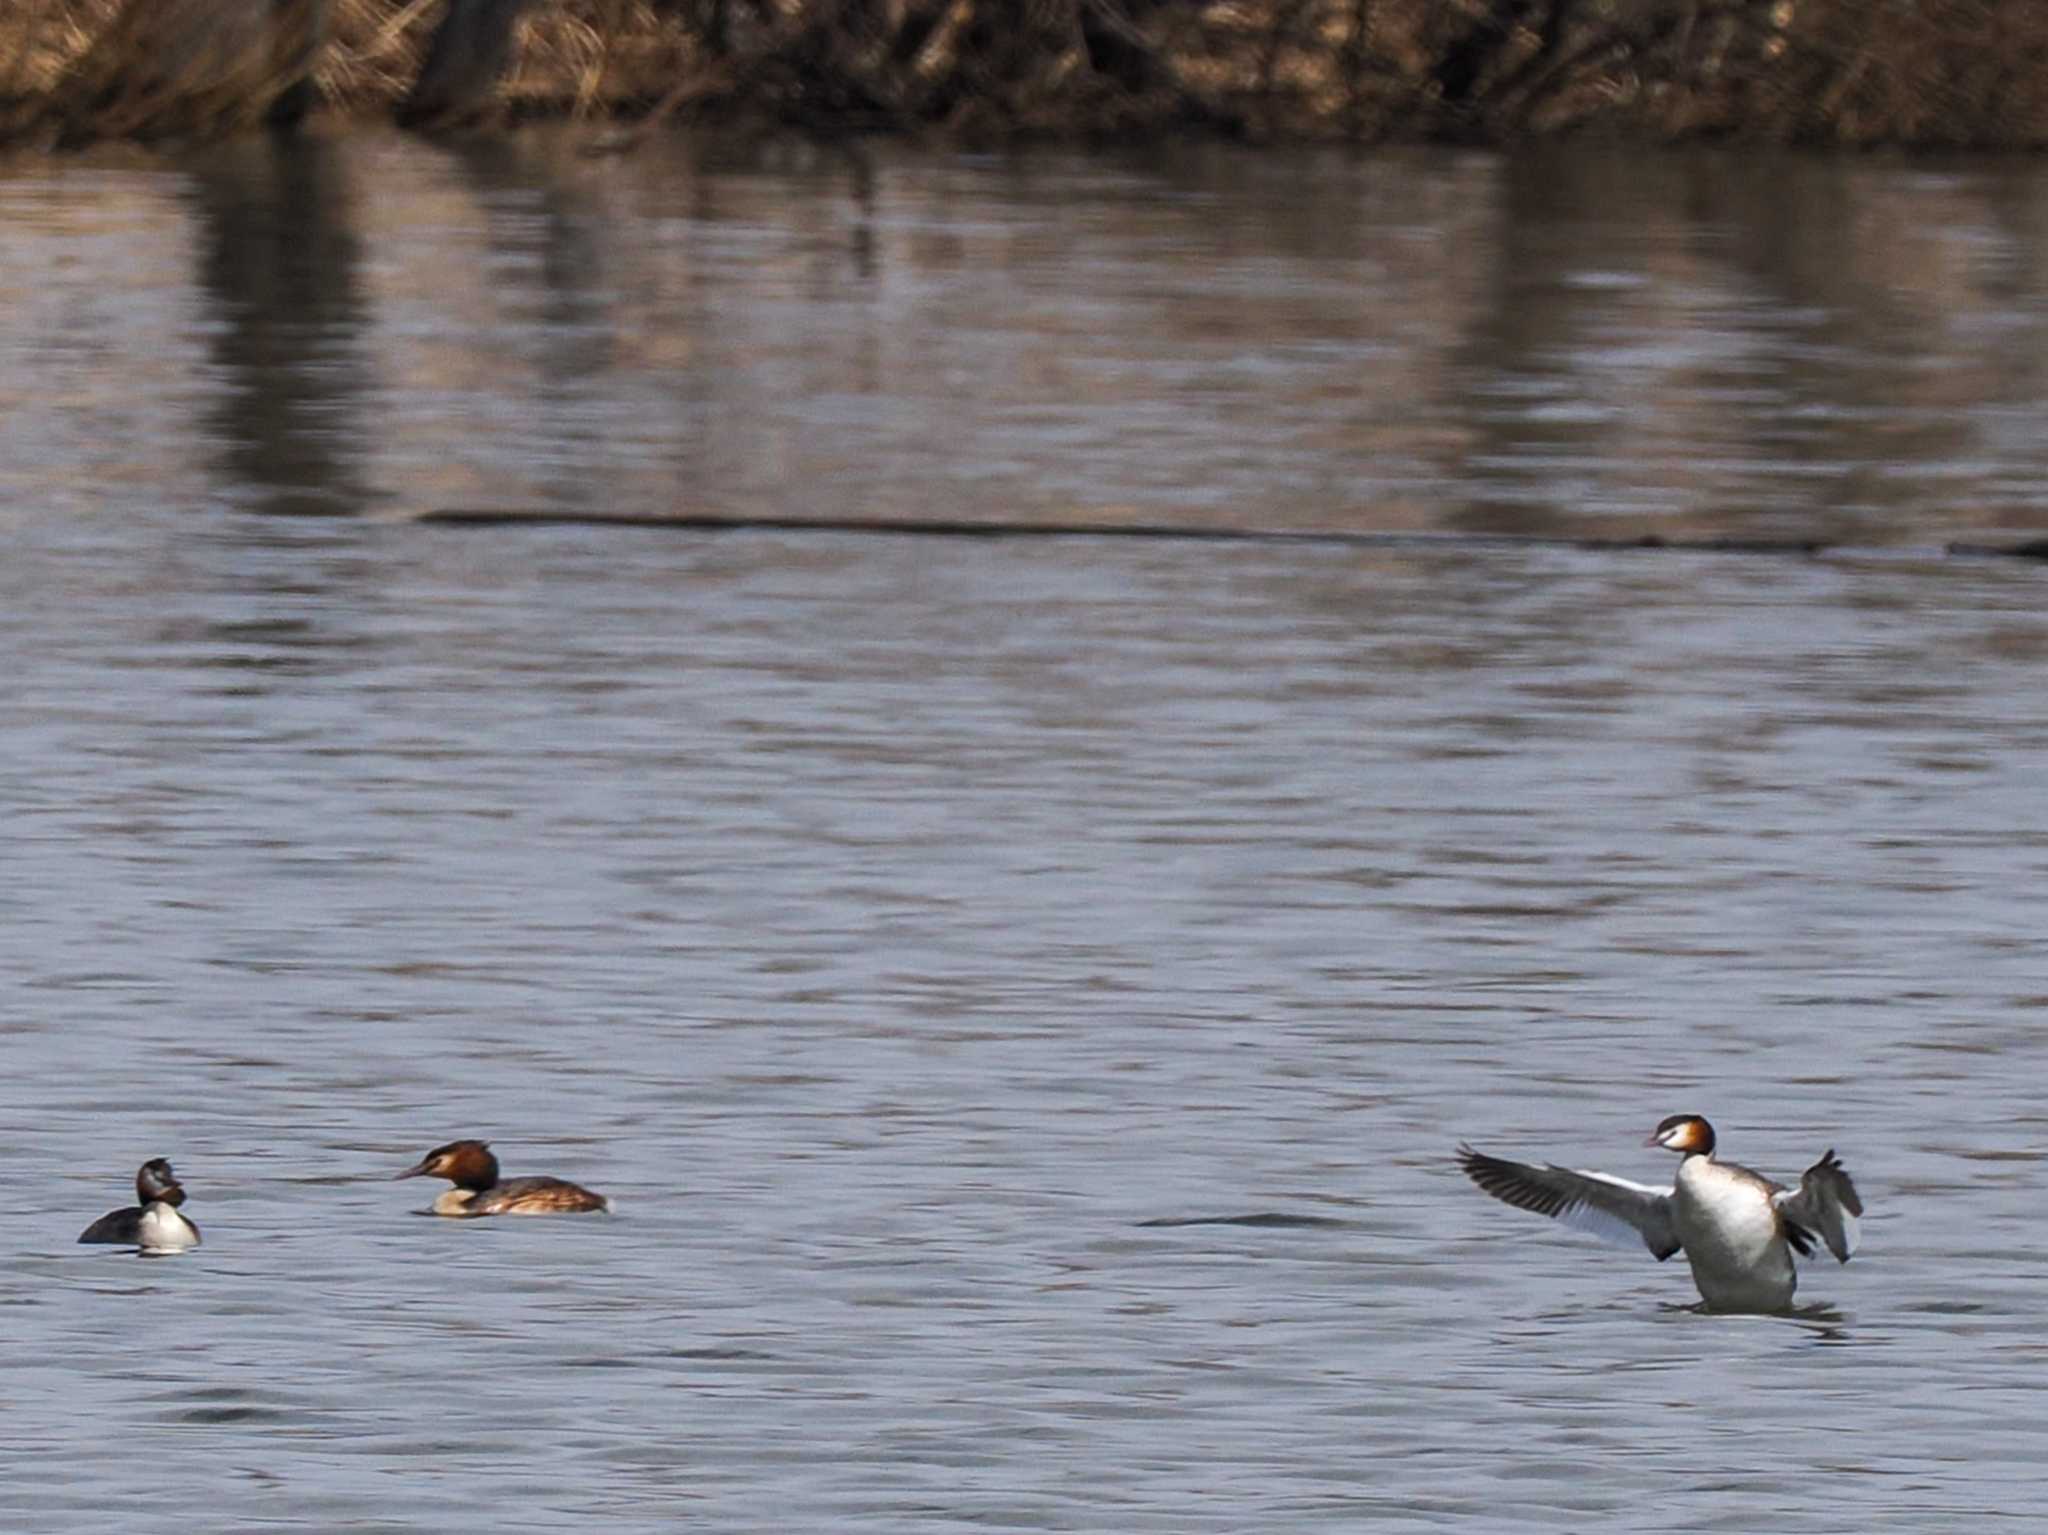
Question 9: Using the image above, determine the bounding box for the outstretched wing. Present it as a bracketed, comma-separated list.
[1772, 1149, 1861, 1263]
[1457, 1144, 1680, 1261]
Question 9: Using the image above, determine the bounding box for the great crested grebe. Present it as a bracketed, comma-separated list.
[78, 1157, 201, 1252]
[395, 1140, 611, 1217]
[1457, 1114, 1861, 1311]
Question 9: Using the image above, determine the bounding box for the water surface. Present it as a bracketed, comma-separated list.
[2, 131, 2047, 1530]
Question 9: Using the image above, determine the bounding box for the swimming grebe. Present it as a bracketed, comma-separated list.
[78, 1158, 202, 1252]
[395, 1140, 610, 1217]
[1457, 1114, 1861, 1312]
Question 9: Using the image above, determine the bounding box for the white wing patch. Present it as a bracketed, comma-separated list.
[1773, 1149, 1862, 1263]
[1558, 1170, 1678, 1252]
[1457, 1146, 1680, 1261]
[1830, 1203, 1860, 1258]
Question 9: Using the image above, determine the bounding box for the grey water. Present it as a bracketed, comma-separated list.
[3, 129, 2048, 1530]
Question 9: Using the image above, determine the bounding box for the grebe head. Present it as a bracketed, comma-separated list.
[135, 1158, 186, 1207]
[1647, 1114, 1716, 1156]
[396, 1140, 500, 1191]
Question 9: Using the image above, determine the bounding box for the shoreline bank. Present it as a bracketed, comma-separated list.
[6, 0, 2048, 152]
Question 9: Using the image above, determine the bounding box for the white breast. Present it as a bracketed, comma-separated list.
[137, 1202, 200, 1252]
[1672, 1159, 1792, 1310]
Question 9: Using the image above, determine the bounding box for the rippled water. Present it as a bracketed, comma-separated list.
[4, 131, 2048, 1530]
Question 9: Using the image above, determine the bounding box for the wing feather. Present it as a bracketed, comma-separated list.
[1772, 1149, 1861, 1263]
[1457, 1144, 1680, 1261]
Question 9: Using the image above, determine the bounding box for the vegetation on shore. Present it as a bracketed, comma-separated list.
[3, 0, 2047, 150]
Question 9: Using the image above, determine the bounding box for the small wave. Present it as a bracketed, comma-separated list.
[1136, 1212, 1352, 1230]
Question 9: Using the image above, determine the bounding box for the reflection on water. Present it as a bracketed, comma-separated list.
[6, 132, 2048, 540]
[2, 131, 2048, 1531]
[185, 135, 368, 517]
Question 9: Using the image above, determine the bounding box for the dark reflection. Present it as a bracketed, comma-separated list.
[1788, 1304, 1856, 1344]
[1657, 1298, 1854, 1340]
[421, 129, 888, 519]
[1135, 1212, 1353, 1229]
[179, 132, 371, 518]
[1446, 148, 2048, 546]
[91, 134, 2048, 545]
[433, 135, 616, 516]
[685, 130, 879, 275]
[662, 1347, 776, 1361]
[1681, 155, 1980, 541]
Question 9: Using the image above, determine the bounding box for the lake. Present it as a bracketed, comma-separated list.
[2, 127, 2046, 1530]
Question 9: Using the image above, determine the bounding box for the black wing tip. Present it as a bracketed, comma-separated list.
[1455, 1144, 1573, 1219]
[1454, 1143, 1509, 1185]
[1809, 1147, 1865, 1217]
[1813, 1147, 1852, 1179]
[1455, 1142, 1501, 1183]
[1459, 1142, 1681, 1261]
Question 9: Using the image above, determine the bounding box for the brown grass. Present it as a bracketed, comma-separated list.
[7, 0, 2048, 149]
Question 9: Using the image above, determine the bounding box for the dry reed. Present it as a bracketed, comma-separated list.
[4, 0, 2047, 149]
